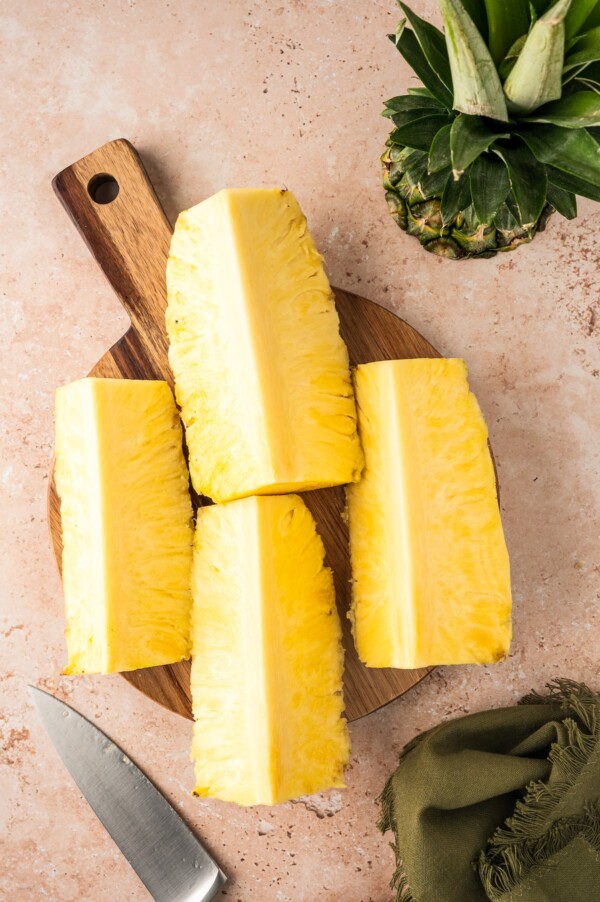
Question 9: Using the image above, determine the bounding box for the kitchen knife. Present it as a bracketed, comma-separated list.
[29, 686, 226, 902]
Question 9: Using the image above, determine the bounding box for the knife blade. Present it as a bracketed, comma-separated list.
[29, 686, 226, 902]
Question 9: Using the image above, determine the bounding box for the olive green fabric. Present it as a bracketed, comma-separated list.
[379, 681, 600, 902]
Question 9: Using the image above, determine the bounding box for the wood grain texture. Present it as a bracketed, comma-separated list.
[48, 138, 433, 722]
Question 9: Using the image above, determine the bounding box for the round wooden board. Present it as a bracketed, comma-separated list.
[48, 139, 434, 723]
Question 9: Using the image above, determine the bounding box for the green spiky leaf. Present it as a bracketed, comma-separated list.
[504, 189, 524, 222]
[438, 0, 509, 120]
[519, 122, 600, 183]
[564, 47, 600, 69]
[402, 148, 428, 169]
[484, 0, 531, 64]
[573, 58, 600, 85]
[525, 90, 600, 124]
[504, 0, 571, 114]
[564, 25, 600, 69]
[494, 143, 548, 224]
[399, 3, 453, 89]
[565, 0, 599, 38]
[391, 107, 451, 128]
[450, 114, 507, 175]
[393, 16, 407, 46]
[494, 202, 521, 231]
[428, 123, 453, 171]
[529, 0, 554, 12]
[459, 0, 489, 39]
[563, 63, 590, 84]
[546, 181, 579, 215]
[407, 86, 440, 97]
[499, 33, 529, 79]
[546, 161, 600, 197]
[390, 115, 451, 151]
[383, 94, 445, 114]
[389, 29, 453, 106]
[461, 202, 480, 230]
[582, 1, 600, 27]
[469, 153, 511, 222]
[420, 166, 453, 195]
[404, 151, 430, 187]
[441, 170, 473, 222]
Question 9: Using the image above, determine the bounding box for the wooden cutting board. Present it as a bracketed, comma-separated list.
[48, 138, 435, 722]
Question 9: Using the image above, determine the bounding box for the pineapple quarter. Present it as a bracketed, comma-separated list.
[347, 359, 512, 669]
[191, 494, 350, 806]
[54, 378, 194, 674]
[166, 188, 363, 503]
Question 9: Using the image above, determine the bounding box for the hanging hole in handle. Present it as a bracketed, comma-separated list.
[88, 174, 120, 205]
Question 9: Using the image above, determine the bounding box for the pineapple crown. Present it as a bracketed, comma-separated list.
[384, 0, 600, 233]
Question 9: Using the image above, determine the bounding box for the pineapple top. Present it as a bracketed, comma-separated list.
[384, 0, 600, 229]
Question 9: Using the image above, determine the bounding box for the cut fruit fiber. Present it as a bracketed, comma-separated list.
[55, 377, 194, 674]
[347, 359, 511, 669]
[166, 188, 363, 503]
[190, 494, 350, 806]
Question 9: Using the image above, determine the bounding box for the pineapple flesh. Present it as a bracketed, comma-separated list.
[191, 494, 350, 806]
[166, 188, 363, 503]
[347, 359, 512, 668]
[55, 378, 194, 674]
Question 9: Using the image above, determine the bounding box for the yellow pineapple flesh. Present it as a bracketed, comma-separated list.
[347, 359, 511, 669]
[55, 377, 194, 674]
[190, 494, 350, 805]
[166, 188, 363, 503]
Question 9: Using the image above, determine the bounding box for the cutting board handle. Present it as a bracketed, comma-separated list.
[53, 139, 173, 357]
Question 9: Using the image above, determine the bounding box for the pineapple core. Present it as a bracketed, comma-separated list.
[166, 188, 363, 503]
[191, 494, 350, 805]
[347, 359, 512, 669]
[55, 378, 194, 674]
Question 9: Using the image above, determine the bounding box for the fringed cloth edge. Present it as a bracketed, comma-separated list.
[378, 679, 600, 902]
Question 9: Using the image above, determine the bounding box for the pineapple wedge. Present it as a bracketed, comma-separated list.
[191, 494, 350, 806]
[347, 359, 512, 669]
[166, 188, 363, 503]
[55, 378, 194, 674]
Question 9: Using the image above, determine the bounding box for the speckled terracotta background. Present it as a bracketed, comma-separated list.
[1, 1, 599, 899]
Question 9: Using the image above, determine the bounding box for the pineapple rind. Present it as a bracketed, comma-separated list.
[55, 378, 194, 674]
[348, 359, 512, 669]
[166, 188, 363, 503]
[191, 494, 350, 806]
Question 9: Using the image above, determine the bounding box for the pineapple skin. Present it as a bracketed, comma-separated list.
[347, 359, 512, 669]
[190, 494, 350, 806]
[166, 188, 363, 503]
[55, 378, 194, 674]
[382, 143, 553, 260]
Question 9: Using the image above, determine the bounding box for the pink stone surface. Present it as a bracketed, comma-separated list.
[1, 1, 599, 899]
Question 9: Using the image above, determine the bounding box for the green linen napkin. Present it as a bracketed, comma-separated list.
[379, 680, 600, 902]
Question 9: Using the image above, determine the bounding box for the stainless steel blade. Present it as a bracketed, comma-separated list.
[30, 686, 226, 902]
